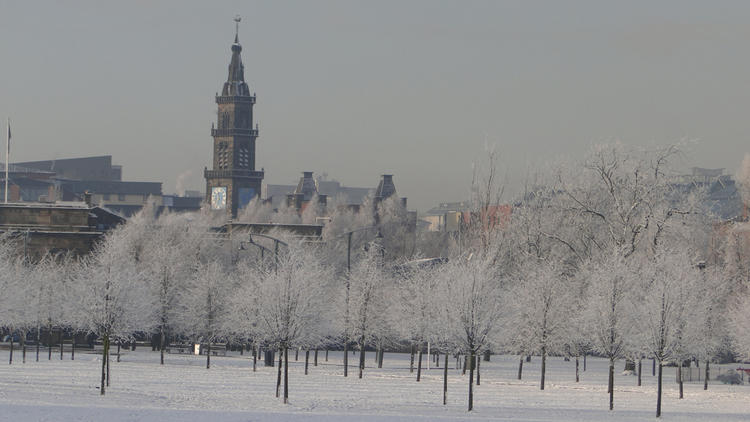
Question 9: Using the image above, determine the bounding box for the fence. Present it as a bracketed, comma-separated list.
[678, 363, 749, 385]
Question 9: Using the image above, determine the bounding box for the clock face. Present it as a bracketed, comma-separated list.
[211, 187, 227, 210]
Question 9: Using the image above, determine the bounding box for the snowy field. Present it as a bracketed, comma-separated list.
[0, 348, 748, 421]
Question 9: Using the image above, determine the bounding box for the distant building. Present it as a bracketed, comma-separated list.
[0, 200, 124, 259]
[265, 177, 371, 209]
[2, 155, 201, 217]
[420, 201, 511, 233]
[672, 167, 743, 221]
[285, 172, 327, 212]
[421, 201, 470, 232]
[15, 156, 121, 181]
[204, 25, 263, 218]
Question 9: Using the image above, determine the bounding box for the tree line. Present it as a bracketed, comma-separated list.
[1, 143, 749, 418]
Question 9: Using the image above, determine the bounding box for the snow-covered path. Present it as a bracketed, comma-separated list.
[0, 349, 748, 421]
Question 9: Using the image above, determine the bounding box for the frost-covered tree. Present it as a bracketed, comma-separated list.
[177, 260, 234, 369]
[0, 236, 27, 364]
[345, 243, 391, 379]
[437, 254, 503, 411]
[685, 262, 729, 390]
[504, 259, 572, 390]
[559, 143, 684, 259]
[27, 256, 70, 361]
[70, 226, 154, 395]
[580, 249, 635, 411]
[236, 196, 275, 223]
[629, 249, 699, 417]
[392, 259, 441, 381]
[467, 143, 506, 254]
[241, 241, 333, 403]
[140, 211, 214, 365]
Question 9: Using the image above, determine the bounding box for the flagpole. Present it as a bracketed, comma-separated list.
[4, 118, 9, 203]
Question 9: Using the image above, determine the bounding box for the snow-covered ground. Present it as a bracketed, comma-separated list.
[0, 348, 748, 421]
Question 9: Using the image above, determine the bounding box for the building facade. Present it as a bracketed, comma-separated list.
[205, 26, 263, 218]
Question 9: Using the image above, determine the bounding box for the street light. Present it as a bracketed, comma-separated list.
[237, 233, 290, 368]
[343, 226, 382, 273]
[238, 233, 289, 274]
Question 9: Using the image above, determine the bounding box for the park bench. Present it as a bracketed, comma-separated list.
[165, 344, 194, 354]
[199, 344, 227, 356]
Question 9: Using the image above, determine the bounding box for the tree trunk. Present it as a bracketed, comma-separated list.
[36, 328, 40, 362]
[518, 356, 524, 380]
[540, 347, 546, 390]
[417, 347, 423, 382]
[378, 347, 384, 368]
[638, 358, 642, 386]
[295, 347, 298, 361]
[443, 352, 448, 405]
[253, 345, 257, 372]
[60, 331, 64, 360]
[160, 328, 165, 365]
[106, 340, 110, 387]
[476, 355, 481, 385]
[608, 359, 614, 411]
[678, 362, 683, 399]
[21, 332, 26, 364]
[343, 341, 348, 377]
[583, 354, 586, 371]
[100, 334, 108, 395]
[276, 346, 282, 398]
[325, 349, 328, 362]
[483, 349, 491, 361]
[435, 352, 440, 368]
[305, 350, 310, 375]
[116, 342, 121, 363]
[8, 333, 13, 364]
[410, 344, 415, 373]
[48, 325, 52, 360]
[656, 361, 663, 417]
[704, 360, 709, 390]
[652, 357, 656, 376]
[462, 355, 467, 375]
[206, 342, 211, 369]
[283, 346, 289, 404]
[575, 356, 579, 382]
[358, 338, 365, 379]
[314, 349, 318, 366]
[468, 351, 475, 411]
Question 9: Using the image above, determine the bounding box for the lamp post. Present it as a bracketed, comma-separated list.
[237, 233, 290, 367]
[239, 233, 289, 274]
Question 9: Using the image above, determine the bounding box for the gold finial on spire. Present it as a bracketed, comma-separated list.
[234, 15, 241, 42]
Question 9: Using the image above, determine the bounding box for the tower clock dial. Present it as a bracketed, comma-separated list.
[211, 187, 227, 210]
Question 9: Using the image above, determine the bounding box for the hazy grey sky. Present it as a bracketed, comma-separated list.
[2, 0, 750, 211]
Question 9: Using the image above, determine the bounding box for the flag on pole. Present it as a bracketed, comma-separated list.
[5, 118, 9, 203]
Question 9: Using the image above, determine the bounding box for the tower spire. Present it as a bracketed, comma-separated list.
[224, 15, 249, 95]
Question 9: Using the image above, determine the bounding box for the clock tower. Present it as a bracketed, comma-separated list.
[205, 18, 263, 218]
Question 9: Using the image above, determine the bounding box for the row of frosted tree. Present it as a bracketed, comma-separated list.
[2, 143, 750, 418]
